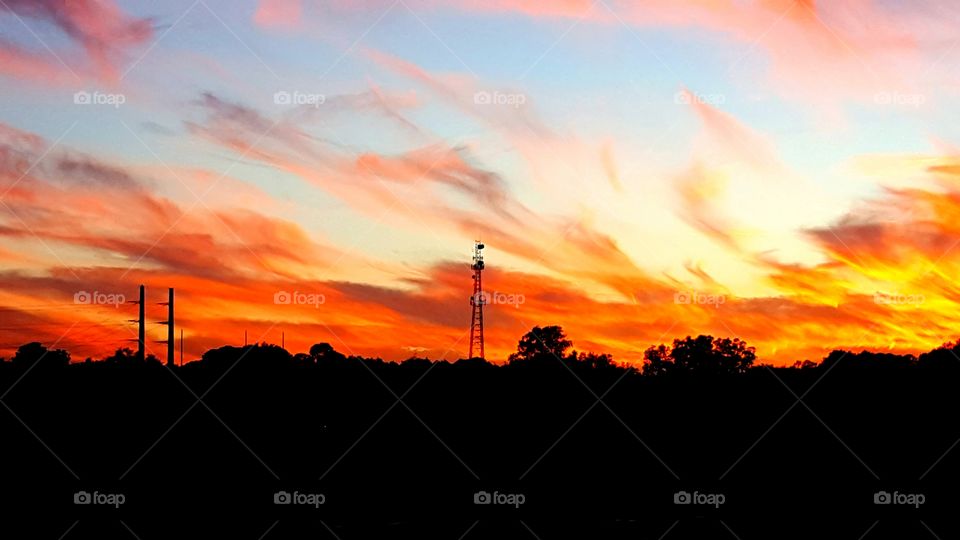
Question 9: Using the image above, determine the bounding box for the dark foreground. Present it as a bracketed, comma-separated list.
[2, 347, 959, 538]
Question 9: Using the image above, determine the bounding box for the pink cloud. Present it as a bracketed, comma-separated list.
[361, 1, 944, 110]
[0, 40, 79, 85]
[253, 0, 303, 29]
[0, 0, 152, 85]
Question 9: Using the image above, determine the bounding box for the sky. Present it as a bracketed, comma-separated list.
[1, 0, 960, 365]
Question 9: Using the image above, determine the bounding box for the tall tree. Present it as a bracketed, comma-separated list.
[509, 326, 572, 365]
[642, 335, 755, 375]
[12, 342, 70, 370]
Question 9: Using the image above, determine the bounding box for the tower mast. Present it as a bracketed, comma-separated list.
[469, 241, 486, 360]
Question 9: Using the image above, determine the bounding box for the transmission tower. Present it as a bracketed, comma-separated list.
[469, 241, 485, 360]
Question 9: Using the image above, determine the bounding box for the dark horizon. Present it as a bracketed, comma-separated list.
[3, 325, 960, 538]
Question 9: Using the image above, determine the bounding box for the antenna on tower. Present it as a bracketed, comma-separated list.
[469, 241, 485, 360]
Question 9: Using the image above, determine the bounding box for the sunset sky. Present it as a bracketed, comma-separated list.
[2, 0, 960, 365]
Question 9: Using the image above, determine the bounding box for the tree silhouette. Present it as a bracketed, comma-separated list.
[508, 325, 572, 365]
[791, 359, 818, 369]
[11, 342, 70, 370]
[573, 351, 618, 371]
[918, 339, 960, 370]
[196, 343, 293, 371]
[820, 349, 916, 372]
[642, 344, 671, 376]
[401, 356, 432, 369]
[642, 335, 755, 376]
[454, 356, 492, 369]
[308, 342, 347, 366]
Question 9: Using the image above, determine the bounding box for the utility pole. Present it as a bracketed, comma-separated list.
[167, 288, 174, 367]
[127, 285, 145, 362]
[157, 288, 174, 366]
[137, 284, 145, 362]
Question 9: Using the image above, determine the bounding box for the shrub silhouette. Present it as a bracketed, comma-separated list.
[102, 347, 161, 367]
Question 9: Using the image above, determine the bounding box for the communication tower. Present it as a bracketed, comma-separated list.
[469, 241, 485, 360]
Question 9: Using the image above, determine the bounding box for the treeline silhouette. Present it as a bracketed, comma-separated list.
[2, 326, 960, 538]
[5, 324, 960, 376]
